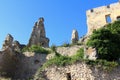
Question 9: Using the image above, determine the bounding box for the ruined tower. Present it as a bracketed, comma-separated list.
[28, 17, 49, 47]
[71, 29, 79, 44]
[86, 1, 120, 35]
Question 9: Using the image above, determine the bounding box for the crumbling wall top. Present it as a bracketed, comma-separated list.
[86, 2, 120, 35]
[86, 2, 120, 16]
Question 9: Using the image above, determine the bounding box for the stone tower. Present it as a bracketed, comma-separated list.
[86, 1, 120, 35]
[28, 17, 49, 47]
[71, 29, 79, 44]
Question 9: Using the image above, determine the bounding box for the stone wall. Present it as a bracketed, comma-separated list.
[57, 45, 82, 56]
[84, 47, 97, 60]
[40, 62, 120, 80]
[86, 2, 120, 35]
[14, 52, 47, 79]
[0, 50, 47, 79]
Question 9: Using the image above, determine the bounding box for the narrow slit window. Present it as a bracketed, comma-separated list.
[105, 15, 112, 23]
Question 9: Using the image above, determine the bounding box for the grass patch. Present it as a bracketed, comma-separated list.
[22, 45, 50, 54]
[84, 59, 119, 71]
[42, 47, 118, 71]
[60, 42, 82, 47]
[60, 43, 70, 47]
[50, 45, 57, 52]
[43, 53, 71, 67]
[42, 48, 84, 68]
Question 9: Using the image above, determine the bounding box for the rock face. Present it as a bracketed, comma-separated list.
[71, 29, 79, 44]
[28, 17, 49, 47]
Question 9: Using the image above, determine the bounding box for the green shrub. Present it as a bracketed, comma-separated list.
[85, 59, 118, 71]
[87, 20, 120, 61]
[41, 47, 118, 71]
[71, 48, 84, 63]
[43, 53, 71, 68]
[71, 42, 82, 46]
[60, 42, 82, 47]
[22, 45, 50, 54]
[43, 48, 84, 68]
[61, 43, 70, 47]
[50, 45, 57, 52]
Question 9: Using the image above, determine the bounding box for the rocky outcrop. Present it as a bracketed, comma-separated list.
[71, 29, 79, 44]
[28, 17, 49, 47]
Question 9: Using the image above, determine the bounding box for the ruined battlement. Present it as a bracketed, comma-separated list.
[86, 2, 120, 35]
[28, 17, 49, 47]
[87, 2, 120, 14]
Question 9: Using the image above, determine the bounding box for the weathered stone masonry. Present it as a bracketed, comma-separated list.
[87, 2, 120, 35]
[28, 17, 49, 47]
[35, 62, 120, 80]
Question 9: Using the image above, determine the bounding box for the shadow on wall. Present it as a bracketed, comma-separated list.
[0, 51, 47, 80]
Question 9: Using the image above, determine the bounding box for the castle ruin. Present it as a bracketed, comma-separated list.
[0, 18, 49, 79]
[71, 29, 79, 44]
[87, 1, 120, 35]
[0, 1, 120, 80]
[28, 17, 49, 47]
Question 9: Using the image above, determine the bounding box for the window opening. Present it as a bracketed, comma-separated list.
[90, 9, 94, 13]
[34, 60, 40, 64]
[107, 5, 110, 8]
[105, 15, 112, 23]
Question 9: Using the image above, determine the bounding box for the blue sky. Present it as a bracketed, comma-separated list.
[0, 0, 118, 48]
